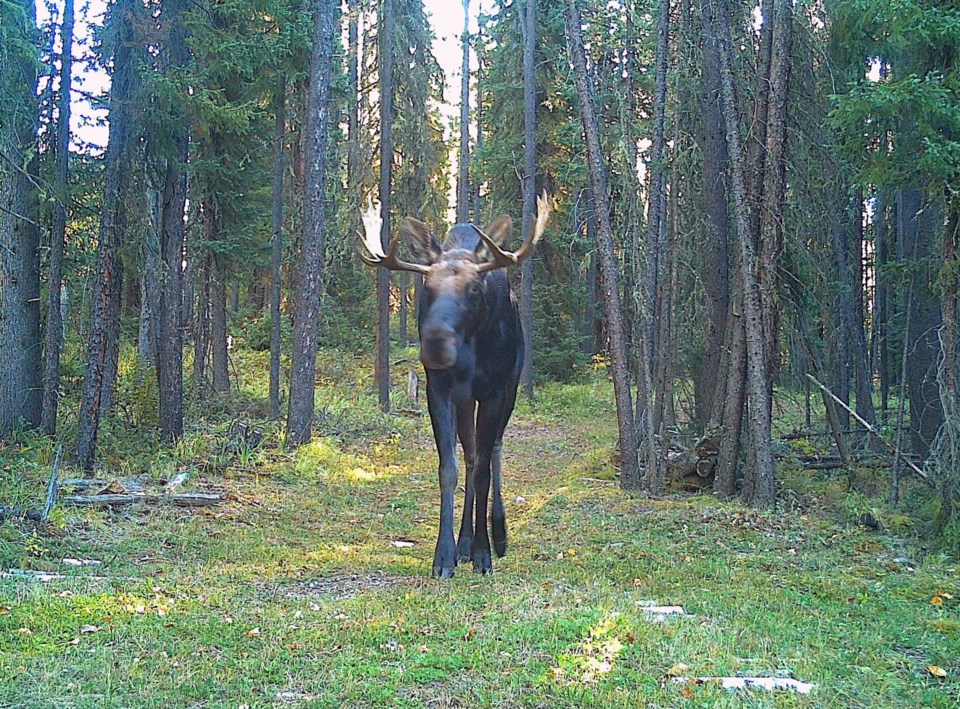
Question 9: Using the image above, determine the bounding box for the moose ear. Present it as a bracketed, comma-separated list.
[482, 216, 513, 247]
[474, 216, 513, 261]
[400, 217, 441, 264]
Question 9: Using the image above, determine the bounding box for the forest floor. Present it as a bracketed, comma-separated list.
[1, 349, 959, 707]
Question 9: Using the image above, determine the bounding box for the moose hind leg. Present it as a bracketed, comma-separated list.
[456, 400, 477, 562]
[491, 439, 507, 558]
[471, 399, 503, 574]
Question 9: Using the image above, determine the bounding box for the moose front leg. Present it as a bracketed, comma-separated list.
[427, 386, 459, 579]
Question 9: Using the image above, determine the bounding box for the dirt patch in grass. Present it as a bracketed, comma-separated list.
[504, 420, 565, 442]
[255, 570, 417, 601]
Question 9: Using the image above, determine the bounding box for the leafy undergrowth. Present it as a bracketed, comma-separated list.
[2, 355, 959, 707]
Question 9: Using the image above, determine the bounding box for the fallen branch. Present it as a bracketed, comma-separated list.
[64, 492, 225, 508]
[805, 375, 931, 484]
[60, 478, 146, 493]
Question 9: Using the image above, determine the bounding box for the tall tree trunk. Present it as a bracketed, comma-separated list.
[269, 77, 286, 420]
[156, 0, 188, 442]
[0, 0, 41, 439]
[695, 0, 730, 429]
[374, 0, 395, 413]
[41, 0, 75, 436]
[706, 0, 776, 507]
[757, 0, 792, 398]
[875, 190, 891, 415]
[565, 0, 640, 489]
[286, 0, 335, 446]
[76, 0, 135, 471]
[519, 0, 537, 398]
[457, 0, 470, 223]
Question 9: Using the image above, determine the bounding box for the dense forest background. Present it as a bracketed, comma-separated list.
[2, 0, 960, 545]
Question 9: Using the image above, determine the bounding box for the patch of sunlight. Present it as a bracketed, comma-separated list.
[343, 466, 377, 482]
[293, 438, 342, 479]
[548, 612, 630, 686]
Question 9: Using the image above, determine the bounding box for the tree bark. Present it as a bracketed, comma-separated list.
[41, 0, 75, 436]
[75, 0, 135, 471]
[706, 0, 776, 507]
[757, 0, 791, 398]
[137, 189, 161, 368]
[156, 0, 188, 442]
[0, 0, 42, 439]
[519, 0, 537, 398]
[269, 76, 286, 420]
[286, 0, 335, 446]
[695, 0, 730, 429]
[565, 0, 640, 489]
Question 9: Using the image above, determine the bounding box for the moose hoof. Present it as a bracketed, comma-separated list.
[432, 565, 456, 580]
[472, 551, 493, 575]
[456, 538, 473, 563]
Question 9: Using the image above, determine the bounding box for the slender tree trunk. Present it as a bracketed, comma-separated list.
[210, 251, 230, 395]
[757, 0, 792, 398]
[374, 0, 395, 413]
[269, 77, 286, 420]
[156, 0, 188, 442]
[473, 17, 484, 224]
[566, 0, 640, 489]
[941, 203, 960, 415]
[876, 190, 890, 415]
[41, 0, 75, 436]
[519, 0, 537, 398]
[707, 0, 776, 507]
[193, 254, 210, 394]
[746, 0, 773, 237]
[137, 189, 161, 368]
[286, 0, 335, 446]
[582, 189, 597, 356]
[457, 0, 470, 223]
[75, 0, 134, 471]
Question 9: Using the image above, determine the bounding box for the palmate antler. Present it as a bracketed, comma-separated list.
[475, 191, 552, 273]
[358, 197, 430, 274]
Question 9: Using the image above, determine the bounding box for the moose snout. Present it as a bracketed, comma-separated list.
[421, 324, 458, 370]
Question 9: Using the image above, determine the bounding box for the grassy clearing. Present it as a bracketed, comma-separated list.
[1, 350, 959, 707]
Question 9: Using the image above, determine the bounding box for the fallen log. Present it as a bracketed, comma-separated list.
[63, 492, 225, 508]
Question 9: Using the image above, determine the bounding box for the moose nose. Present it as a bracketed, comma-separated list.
[421, 325, 458, 370]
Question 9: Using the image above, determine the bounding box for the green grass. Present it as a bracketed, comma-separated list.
[1, 351, 958, 707]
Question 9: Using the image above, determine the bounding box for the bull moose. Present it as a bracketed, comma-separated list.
[359, 194, 551, 578]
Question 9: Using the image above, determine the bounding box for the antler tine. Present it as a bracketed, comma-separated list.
[476, 190, 552, 273]
[357, 198, 430, 274]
